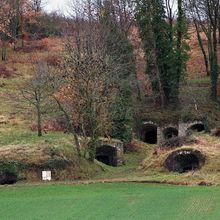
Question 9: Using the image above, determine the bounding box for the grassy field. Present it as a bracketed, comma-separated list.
[0, 183, 219, 220]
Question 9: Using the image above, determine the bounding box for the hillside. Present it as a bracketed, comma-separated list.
[130, 26, 220, 128]
[0, 27, 220, 185]
[0, 38, 104, 181]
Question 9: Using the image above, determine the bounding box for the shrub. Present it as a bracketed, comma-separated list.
[0, 65, 16, 78]
[0, 161, 18, 185]
[25, 13, 64, 39]
[46, 54, 60, 66]
[43, 156, 70, 170]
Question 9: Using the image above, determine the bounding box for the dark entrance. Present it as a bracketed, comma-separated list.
[96, 145, 117, 166]
[165, 149, 205, 173]
[188, 123, 205, 133]
[140, 124, 157, 144]
[163, 127, 178, 140]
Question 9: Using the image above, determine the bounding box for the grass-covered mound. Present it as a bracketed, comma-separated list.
[0, 127, 102, 182]
[140, 134, 220, 185]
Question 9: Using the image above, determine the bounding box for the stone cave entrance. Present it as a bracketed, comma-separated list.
[95, 145, 117, 167]
[188, 123, 205, 133]
[163, 127, 178, 140]
[140, 124, 157, 144]
[165, 149, 205, 173]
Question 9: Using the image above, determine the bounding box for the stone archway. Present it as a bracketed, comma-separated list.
[163, 127, 178, 140]
[187, 123, 205, 133]
[95, 145, 118, 166]
[140, 123, 158, 144]
[164, 149, 205, 173]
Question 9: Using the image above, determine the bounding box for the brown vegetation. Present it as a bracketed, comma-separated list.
[159, 136, 199, 150]
[0, 64, 16, 78]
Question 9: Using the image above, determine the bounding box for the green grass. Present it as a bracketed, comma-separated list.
[94, 146, 155, 180]
[0, 126, 73, 147]
[0, 183, 219, 220]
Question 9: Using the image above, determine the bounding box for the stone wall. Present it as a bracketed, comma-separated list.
[141, 121, 205, 144]
[98, 139, 124, 166]
[179, 121, 204, 137]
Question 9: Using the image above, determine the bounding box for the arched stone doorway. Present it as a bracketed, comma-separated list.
[164, 149, 205, 173]
[140, 123, 158, 144]
[187, 123, 205, 134]
[95, 145, 117, 166]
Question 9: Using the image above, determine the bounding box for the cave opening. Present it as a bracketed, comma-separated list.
[163, 127, 178, 140]
[165, 150, 205, 173]
[140, 124, 157, 144]
[188, 123, 205, 133]
[95, 145, 117, 166]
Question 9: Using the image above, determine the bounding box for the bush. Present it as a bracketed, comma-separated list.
[43, 156, 70, 170]
[0, 161, 18, 185]
[0, 65, 16, 78]
[26, 13, 65, 39]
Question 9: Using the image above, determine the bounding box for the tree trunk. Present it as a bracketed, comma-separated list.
[1, 40, 7, 61]
[88, 133, 99, 162]
[150, 22, 166, 108]
[37, 105, 42, 137]
[175, 0, 183, 105]
[194, 20, 209, 76]
[54, 97, 82, 157]
[218, 15, 220, 44]
[210, 26, 218, 100]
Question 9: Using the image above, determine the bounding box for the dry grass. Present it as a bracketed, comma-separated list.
[139, 134, 220, 185]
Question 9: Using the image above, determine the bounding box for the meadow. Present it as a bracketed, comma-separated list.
[0, 183, 219, 220]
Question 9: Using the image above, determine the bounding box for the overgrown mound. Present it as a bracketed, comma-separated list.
[0, 145, 102, 183]
[141, 134, 220, 175]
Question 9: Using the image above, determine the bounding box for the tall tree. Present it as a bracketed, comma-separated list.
[136, 0, 189, 107]
[175, 0, 189, 101]
[53, 0, 118, 161]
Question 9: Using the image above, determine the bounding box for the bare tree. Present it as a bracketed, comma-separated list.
[51, 1, 114, 160]
[21, 62, 54, 137]
[52, 0, 136, 160]
[165, 0, 176, 41]
[186, 0, 220, 99]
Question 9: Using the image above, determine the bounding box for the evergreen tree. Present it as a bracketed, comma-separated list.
[136, 0, 189, 107]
